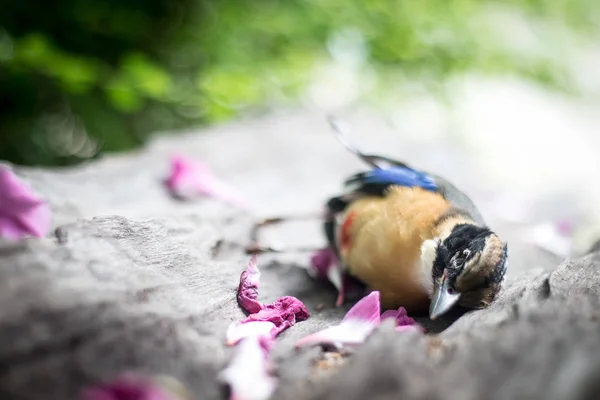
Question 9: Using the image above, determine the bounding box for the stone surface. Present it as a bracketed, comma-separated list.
[1, 106, 600, 399]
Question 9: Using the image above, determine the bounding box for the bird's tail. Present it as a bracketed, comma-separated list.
[327, 115, 382, 169]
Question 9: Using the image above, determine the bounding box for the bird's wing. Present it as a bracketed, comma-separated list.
[341, 154, 486, 226]
[343, 165, 437, 196]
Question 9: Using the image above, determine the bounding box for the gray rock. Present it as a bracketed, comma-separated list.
[0, 109, 595, 399]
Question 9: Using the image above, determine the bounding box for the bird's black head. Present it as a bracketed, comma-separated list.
[429, 223, 508, 319]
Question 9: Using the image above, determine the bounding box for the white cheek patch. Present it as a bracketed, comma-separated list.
[419, 239, 438, 296]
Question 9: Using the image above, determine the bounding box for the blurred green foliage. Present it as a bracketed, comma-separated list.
[1, 0, 599, 166]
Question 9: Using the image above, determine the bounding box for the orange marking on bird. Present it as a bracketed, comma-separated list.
[340, 210, 357, 250]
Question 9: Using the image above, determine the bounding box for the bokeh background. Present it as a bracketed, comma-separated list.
[2, 0, 600, 166]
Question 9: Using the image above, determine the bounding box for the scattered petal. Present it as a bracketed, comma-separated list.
[295, 291, 381, 349]
[308, 247, 346, 306]
[164, 155, 247, 209]
[521, 221, 572, 257]
[235, 256, 310, 338]
[219, 336, 277, 400]
[242, 295, 309, 335]
[556, 219, 574, 236]
[294, 318, 377, 349]
[381, 306, 416, 327]
[381, 306, 424, 332]
[223, 256, 311, 400]
[295, 291, 422, 348]
[309, 247, 337, 279]
[80, 373, 190, 400]
[226, 321, 277, 346]
[394, 307, 417, 327]
[380, 310, 398, 321]
[343, 291, 380, 323]
[0, 166, 51, 240]
[237, 255, 263, 314]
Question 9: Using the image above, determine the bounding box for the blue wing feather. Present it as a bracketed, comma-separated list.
[344, 165, 438, 197]
[362, 166, 437, 191]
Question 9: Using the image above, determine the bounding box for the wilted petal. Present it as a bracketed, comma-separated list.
[309, 247, 337, 279]
[237, 255, 263, 314]
[219, 336, 277, 400]
[80, 373, 188, 400]
[556, 219, 574, 236]
[294, 318, 377, 349]
[164, 155, 247, 208]
[295, 291, 381, 349]
[343, 291, 380, 324]
[521, 222, 571, 257]
[380, 310, 398, 321]
[0, 166, 51, 240]
[226, 321, 277, 346]
[236, 256, 309, 337]
[242, 295, 309, 335]
[309, 247, 346, 306]
[381, 307, 417, 327]
[394, 307, 417, 327]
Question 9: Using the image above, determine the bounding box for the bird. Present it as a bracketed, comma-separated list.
[247, 116, 509, 320]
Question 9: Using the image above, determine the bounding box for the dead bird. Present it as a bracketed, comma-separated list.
[247, 116, 508, 320]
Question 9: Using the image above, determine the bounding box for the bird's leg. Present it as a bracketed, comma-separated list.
[245, 212, 324, 254]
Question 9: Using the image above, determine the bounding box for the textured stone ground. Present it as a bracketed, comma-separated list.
[2, 104, 600, 400]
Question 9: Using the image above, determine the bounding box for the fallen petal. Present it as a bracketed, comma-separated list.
[295, 291, 381, 348]
[219, 336, 277, 400]
[342, 291, 380, 324]
[226, 321, 277, 346]
[556, 219, 574, 236]
[235, 256, 309, 337]
[295, 319, 377, 348]
[242, 295, 309, 335]
[309, 247, 345, 304]
[309, 247, 337, 279]
[80, 373, 189, 400]
[381, 306, 424, 333]
[164, 155, 247, 208]
[380, 310, 399, 321]
[393, 307, 417, 327]
[237, 255, 263, 314]
[0, 166, 51, 240]
[522, 222, 572, 257]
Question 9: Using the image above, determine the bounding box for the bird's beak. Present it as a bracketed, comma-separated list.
[429, 274, 461, 320]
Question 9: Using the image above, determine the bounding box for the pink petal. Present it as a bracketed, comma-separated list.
[294, 318, 377, 349]
[556, 219, 574, 236]
[226, 321, 277, 346]
[382, 307, 423, 332]
[0, 166, 51, 240]
[219, 336, 277, 400]
[237, 255, 263, 314]
[80, 373, 182, 400]
[164, 155, 247, 209]
[236, 256, 309, 337]
[342, 291, 380, 324]
[308, 247, 346, 306]
[295, 291, 381, 349]
[242, 296, 309, 335]
[380, 310, 399, 321]
[309, 248, 337, 279]
[522, 222, 572, 257]
[394, 307, 417, 327]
